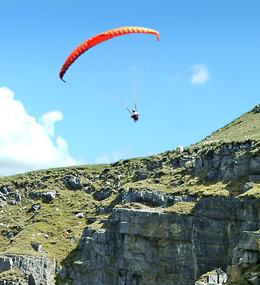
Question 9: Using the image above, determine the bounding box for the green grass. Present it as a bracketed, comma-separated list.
[190, 105, 260, 151]
[0, 184, 111, 265]
[1, 103, 260, 283]
[0, 269, 26, 283]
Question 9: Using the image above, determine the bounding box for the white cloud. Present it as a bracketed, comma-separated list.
[0, 87, 76, 176]
[95, 147, 131, 164]
[190, 64, 210, 85]
[39, 111, 63, 137]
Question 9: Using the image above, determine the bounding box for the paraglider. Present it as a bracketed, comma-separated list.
[60, 26, 160, 122]
[131, 109, 140, 122]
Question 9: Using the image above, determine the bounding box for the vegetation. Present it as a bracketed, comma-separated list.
[1, 104, 260, 284]
[0, 269, 26, 283]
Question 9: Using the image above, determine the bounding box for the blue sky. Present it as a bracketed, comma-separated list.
[1, 0, 260, 176]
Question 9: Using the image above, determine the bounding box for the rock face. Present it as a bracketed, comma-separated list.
[0, 254, 56, 285]
[118, 189, 197, 207]
[71, 196, 260, 285]
[1, 141, 260, 285]
[195, 268, 228, 285]
[227, 231, 260, 284]
[194, 142, 257, 181]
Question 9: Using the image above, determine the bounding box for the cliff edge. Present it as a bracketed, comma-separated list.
[1, 105, 260, 284]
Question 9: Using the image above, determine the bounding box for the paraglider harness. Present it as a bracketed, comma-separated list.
[126, 104, 140, 122]
[132, 112, 139, 122]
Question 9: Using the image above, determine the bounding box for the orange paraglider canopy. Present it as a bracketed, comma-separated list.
[60, 27, 160, 82]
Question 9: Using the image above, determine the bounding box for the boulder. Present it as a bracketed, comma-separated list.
[31, 203, 41, 211]
[29, 191, 39, 199]
[41, 191, 56, 201]
[31, 243, 43, 252]
[69, 176, 82, 189]
[134, 169, 148, 182]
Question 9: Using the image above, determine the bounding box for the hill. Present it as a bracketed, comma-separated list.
[1, 104, 260, 284]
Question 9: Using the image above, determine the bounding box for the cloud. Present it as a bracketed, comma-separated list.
[190, 64, 210, 85]
[0, 87, 76, 176]
[95, 147, 131, 164]
[39, 111, 63, 137]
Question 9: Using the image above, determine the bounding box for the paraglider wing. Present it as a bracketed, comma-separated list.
[59, 27, 160, 82]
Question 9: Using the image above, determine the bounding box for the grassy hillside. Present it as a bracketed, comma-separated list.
[1, 104, 260, 283]
[193, 104, 260, 148]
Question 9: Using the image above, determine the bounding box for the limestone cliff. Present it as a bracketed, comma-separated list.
[1, 105, 260, 285]
[71, 196, 260, 285]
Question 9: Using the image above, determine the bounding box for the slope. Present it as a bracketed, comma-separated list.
[0, 104, 260, 284]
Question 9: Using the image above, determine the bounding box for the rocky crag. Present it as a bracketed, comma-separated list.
[1, 105, 260, 284]
[0, 255, 55, 284]
[71, 196, 260, 285]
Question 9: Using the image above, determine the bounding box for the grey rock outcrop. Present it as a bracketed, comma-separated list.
[69, 176, 83, 189]
[194, 142, 256, 181]
[0, 186, 16, 207]
[30, 190, 56, 202]
[195, 268, 228, 285]
[30, 243, 43, 252]
[1, 139, 260, 285]
[41, 190, 56, 201]
[134, 169, 149, 182]
[63, 175, 83, 189]
[227, 230, 260, 284]
[118, 189, 196, 208]
[96, 188, 114, 201]
[31, 203, 41, 211]
[71, 196, 260, 285]
[0, 254, 56, 285]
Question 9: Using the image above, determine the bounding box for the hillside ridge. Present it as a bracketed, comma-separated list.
[1, 104, 260, 284]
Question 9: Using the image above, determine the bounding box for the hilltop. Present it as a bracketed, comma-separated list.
[1, 104, 260, 284]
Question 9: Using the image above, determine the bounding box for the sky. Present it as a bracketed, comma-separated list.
[1, 0, 260, 176]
